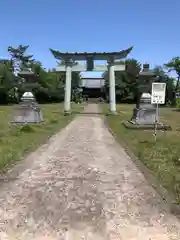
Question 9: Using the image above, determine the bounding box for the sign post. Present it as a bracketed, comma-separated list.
[151, 83, 166, 140]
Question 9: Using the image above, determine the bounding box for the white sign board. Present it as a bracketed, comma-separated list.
[151, 82, 166, 104]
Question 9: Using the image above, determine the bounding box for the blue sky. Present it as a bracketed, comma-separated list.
[0, 0, 179, 78]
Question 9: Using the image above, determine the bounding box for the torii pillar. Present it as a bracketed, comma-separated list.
[108, 60, 116, 114]
[64, 61, 72, 115]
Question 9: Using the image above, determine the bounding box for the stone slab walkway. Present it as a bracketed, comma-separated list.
[0, 104, 180, 239]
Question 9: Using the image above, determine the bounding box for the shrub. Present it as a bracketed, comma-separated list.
[176, 98, 180, 108]
[20, 124, 34, 133]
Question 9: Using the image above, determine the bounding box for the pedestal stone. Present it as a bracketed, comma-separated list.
[131, 93, 158, 125]
[12, 92, 44, 124]
[124, 93, 171, 130]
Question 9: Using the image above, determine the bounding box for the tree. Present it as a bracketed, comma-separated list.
[164, 57, 180, 105]
[124, 59, 141, 103]
[103, 59, 141, 102]
[71, 72, 80, 90]
[0, 61, 17, 103]
[8, 45, 33, 72]
[153, 66, 175, 104]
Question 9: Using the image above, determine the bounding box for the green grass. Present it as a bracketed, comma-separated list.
[102, 103, 180, 204]
[0, 103, 84, 171]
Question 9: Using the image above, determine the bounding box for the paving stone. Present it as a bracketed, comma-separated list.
[0, 104, 179, 239]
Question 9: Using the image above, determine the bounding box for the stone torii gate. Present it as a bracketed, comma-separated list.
[50, 47, 133, 114]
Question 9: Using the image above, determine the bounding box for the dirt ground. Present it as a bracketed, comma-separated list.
[0, 104, 180, 239]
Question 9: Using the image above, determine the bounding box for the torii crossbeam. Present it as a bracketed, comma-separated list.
[50, 47, 133, 114]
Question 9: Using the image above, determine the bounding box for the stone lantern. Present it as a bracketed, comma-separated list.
[123, 64, 171, 130]
[18, 69, 36, 83]
[11, 67, 44, 123]
[131, 92, 158, 125]
[12, 91, 43, 124]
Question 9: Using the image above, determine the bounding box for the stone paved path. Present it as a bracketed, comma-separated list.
[0, 104, 180, 239]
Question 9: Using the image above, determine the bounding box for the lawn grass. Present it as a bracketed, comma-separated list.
[0, 103, 84, 171]
[102, 103, 180, 204]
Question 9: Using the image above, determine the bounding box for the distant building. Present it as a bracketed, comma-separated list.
[79, 76, 105, 88]
[79, 75, 105, 98]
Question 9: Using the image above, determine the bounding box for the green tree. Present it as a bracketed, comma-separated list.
[8, 45, 33, 72]
[0, 60, 17, 103]
[124, 59, 141, 103]
[103, 59, 141, 103]
[153, 66, 175, 104]
[164, 57, 180, 105]
[71, 72, 80, 90]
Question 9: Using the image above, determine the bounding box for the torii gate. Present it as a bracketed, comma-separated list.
[50, 47, 133, 115]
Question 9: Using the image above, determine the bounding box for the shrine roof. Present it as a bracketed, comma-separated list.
[50, 47, 133, 61]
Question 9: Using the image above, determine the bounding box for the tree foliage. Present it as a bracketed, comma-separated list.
[153, 66, 175, 105]
[0, 44, 177, 105]
[164, 57, 180, 105]
[104, 59, 141, 102]
[104, 59, 175, 104]
[0, 45, 80, 104]
[8, 45, 33, 72]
